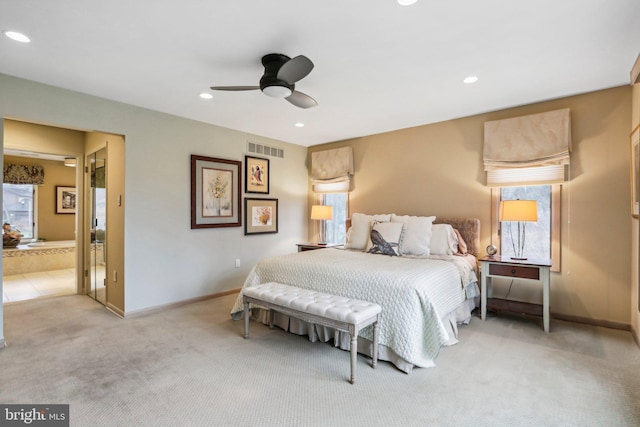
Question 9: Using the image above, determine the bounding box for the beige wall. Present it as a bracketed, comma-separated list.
[85, 131, 126, 314]
[632, 82, 640, 342]
[311, 86, 632, 326]
[106, 134, 125, 314]
[4, 119, 84, 155]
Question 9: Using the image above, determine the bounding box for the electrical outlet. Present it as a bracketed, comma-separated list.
[235, 259, 240, 268]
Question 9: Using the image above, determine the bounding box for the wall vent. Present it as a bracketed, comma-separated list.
[247, 141, 284, 159]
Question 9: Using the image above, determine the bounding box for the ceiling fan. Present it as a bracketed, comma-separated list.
[210, 53, 317, 109]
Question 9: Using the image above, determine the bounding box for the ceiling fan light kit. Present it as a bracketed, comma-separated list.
[262, 85, 292, 98]
[211, 53, 317, 109]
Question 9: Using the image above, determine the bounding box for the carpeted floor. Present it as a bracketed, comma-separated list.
[1, 293, 639, 426]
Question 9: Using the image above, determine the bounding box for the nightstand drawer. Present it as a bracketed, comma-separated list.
[489, 264, 540, 280]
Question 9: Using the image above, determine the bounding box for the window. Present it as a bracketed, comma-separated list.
[492, 185, 561, 271]
[322, 193, 348, 244]
[2, 183, 36, 240]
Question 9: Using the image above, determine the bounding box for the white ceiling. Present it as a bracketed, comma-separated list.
[1, 0, 639, 147]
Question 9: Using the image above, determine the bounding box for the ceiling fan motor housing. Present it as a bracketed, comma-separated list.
[259, 53, 294, 97]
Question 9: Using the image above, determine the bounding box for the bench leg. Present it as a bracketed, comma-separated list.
[350, 332, 357, 384]
[372, 319, 379, 369]
[243, 297, 250, 339]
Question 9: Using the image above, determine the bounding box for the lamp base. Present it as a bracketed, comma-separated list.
[316, 242, 328, 246]
[510, 257, 528, 260]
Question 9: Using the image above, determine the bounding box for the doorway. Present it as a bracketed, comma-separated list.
[2, 119, 125, 314]
[2, 148, 79, 303]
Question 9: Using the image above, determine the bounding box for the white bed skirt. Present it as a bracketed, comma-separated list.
[249, 296, 479, 374]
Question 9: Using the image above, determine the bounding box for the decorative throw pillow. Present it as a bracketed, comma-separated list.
[345, 213, 392, 250]
[365, 221, 404, 256]
[390, 214, 435, 256]
[453, 228, 468, 255]
[430, 224, 459, 255]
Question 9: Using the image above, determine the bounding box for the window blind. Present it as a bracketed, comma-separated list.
[311, 146, 354, 193]
[483, 108, 571, 187]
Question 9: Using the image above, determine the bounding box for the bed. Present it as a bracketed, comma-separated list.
[230, 215, 481, 373]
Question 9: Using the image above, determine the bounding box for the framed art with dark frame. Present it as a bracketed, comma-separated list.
[631, 125, 640, 218]
[245, 155, 270, 194]
[56, 186, 76, 214]
[191, 155, 241, 229]
[244, 198, 278, 235]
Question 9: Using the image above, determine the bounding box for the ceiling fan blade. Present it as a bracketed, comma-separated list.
[277, 55, 314, 84]
[286, 91, 317, 109]
[210, 86, 260, 91]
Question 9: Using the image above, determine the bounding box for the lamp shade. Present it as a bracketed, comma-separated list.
[64, 157, 76, 167]
[499, 200, 538, 222]
[310, 205, 333, 221]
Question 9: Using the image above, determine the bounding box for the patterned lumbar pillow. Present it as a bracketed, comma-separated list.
[366, 221, 404, 256]
[345, 213, 393, 250]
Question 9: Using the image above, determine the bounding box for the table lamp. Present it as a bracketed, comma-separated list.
[310, 205, 333, 245]
[499, 199, 538, 260]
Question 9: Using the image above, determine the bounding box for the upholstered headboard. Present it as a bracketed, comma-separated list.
[432, 217, 481, 258]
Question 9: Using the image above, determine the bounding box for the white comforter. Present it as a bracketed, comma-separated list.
[230, 248, 477, 370]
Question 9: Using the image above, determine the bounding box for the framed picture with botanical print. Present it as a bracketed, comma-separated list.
[245, 155, 269, 194]
[631, 125, 640, 218]
[191, 155, 241, 229]
[244, 198, 278, 235]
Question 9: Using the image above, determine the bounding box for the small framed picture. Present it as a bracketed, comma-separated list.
[191, 155, 242, 229]
[244, 198, 278, 235]
[245, 155, 270, 194]
[631, 125, 640, 218]
[56, 186, 76, 214]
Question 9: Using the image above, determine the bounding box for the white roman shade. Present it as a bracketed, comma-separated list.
[483, 108, 571, 187]
[311, 146, 354, 193]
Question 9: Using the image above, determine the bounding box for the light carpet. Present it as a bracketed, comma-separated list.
[1, 293, 639, 426]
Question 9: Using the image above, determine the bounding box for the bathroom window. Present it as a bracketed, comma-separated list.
[2, 183, 36, 240]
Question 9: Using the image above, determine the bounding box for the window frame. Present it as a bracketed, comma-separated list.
[490, 184, 561, 272]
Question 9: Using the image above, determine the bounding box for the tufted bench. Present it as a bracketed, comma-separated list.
[242, 282, 382, 384]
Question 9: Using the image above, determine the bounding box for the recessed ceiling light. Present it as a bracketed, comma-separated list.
[397, 0, 418, 5]
[463, 75, 479, 84]
[294, 122, 305, 128]
[4, 31, 30, 43]
[199, 93, 213, 99]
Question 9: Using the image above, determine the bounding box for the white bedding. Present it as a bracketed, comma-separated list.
[230, 248, 479, 372]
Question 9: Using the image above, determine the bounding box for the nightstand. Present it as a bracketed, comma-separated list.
[479, 256, 552, 333]
[296, 243, 341, 252]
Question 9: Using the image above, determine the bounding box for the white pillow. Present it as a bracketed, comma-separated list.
[345, 213, 392, 250]
[365, 221, 404, 256]
[430, 224, 459, 255]
[390, 214, 435, 256]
